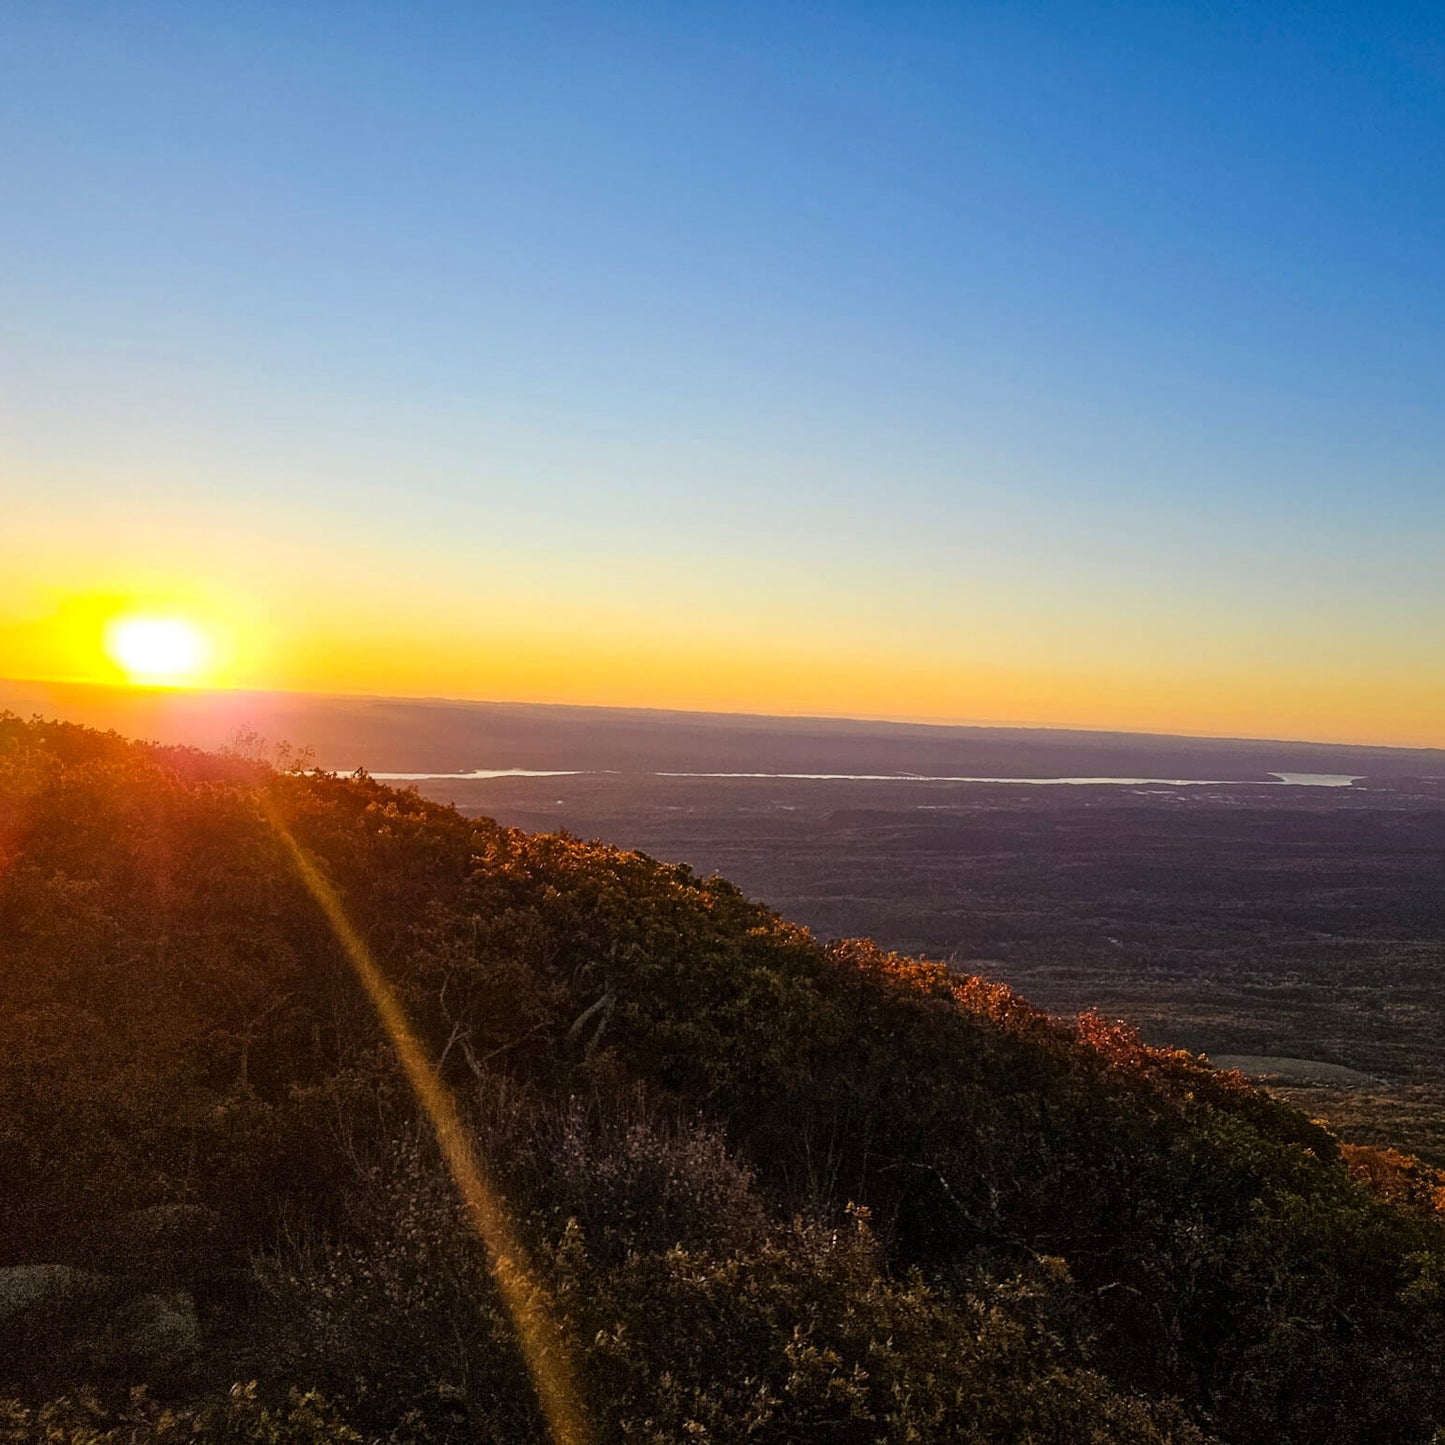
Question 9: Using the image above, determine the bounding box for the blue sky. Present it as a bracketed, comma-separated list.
[3, 2, 1443, 740]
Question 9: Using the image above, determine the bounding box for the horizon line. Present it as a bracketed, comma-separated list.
[4, 673, 1443, 760]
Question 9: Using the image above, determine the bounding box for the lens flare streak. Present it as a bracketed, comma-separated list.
[266, 800, 592, 1445]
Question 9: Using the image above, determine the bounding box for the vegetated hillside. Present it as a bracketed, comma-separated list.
[0, 717, 1442, 1445]
[417, 767, 1445, 1104]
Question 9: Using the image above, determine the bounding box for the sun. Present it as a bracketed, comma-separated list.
[103, 614, 213, 686]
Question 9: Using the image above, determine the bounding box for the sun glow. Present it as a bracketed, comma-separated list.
[103, 614, 212, 686]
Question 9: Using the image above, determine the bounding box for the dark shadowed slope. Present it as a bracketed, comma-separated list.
[1, 715, 1442, 1444]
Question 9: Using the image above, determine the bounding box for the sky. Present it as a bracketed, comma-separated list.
[2, 2, 1444, 745]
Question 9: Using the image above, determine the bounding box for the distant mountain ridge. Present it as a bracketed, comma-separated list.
[3, 677, 1442, 779]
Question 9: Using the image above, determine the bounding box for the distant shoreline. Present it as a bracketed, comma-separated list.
[365, 768, 1362, 788]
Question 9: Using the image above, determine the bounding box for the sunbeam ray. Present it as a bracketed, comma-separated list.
[264, 795, 592, 1445]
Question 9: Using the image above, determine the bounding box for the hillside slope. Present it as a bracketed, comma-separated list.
[1, 716, 1442, 1443]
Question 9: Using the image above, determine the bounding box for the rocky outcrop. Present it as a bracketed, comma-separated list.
[0, 1264, 106, 1324]
[0, 1264, 199, 1377]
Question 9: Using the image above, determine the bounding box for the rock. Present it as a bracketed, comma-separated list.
[0, 1263, 105, 1324]
[0, 1265, 200, 1374]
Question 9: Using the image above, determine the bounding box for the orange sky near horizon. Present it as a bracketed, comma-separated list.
[4, 571, 1443, 751]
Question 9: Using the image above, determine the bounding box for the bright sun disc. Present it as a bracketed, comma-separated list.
[104, 615, 212, 686]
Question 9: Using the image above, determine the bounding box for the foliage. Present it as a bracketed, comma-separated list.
[1, 715, 1442, 1443]
[0, 1384, 364, 1444]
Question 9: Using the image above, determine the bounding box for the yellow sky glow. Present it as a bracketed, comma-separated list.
[1, 569, 1442, 749]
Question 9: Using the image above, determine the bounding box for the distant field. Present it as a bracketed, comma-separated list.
[1209, 1056, 1384, 1087]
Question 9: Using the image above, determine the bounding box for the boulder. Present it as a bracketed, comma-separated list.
[0, 1264, 200, 1376]
[0, 1263, 105, 1324]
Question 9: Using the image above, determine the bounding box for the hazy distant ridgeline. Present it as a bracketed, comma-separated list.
[4, 678, 1444, 779]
